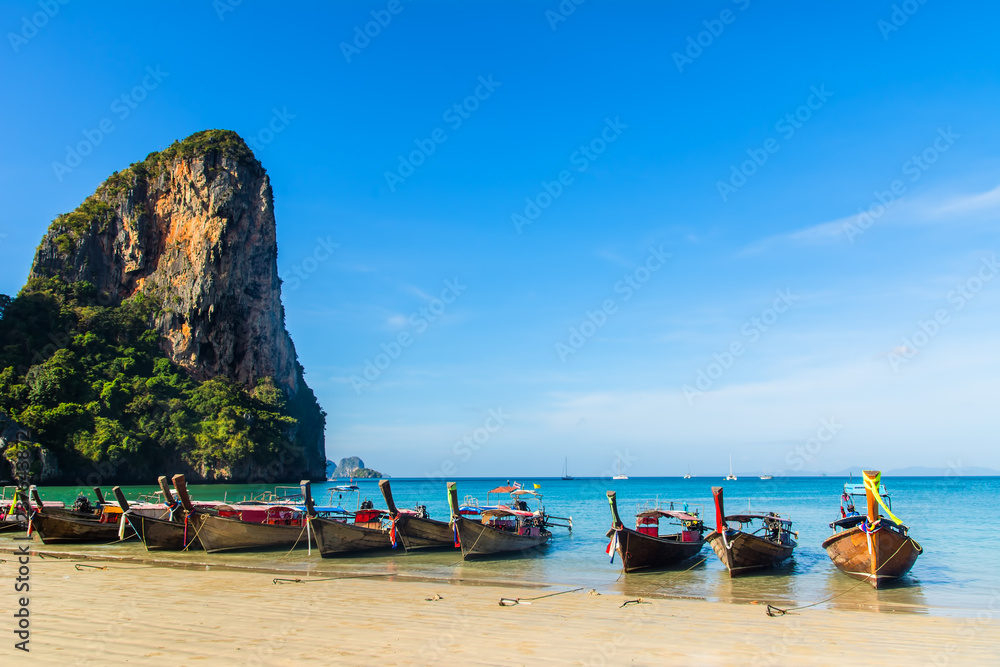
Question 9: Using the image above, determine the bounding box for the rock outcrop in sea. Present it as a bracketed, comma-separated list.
[331, 456, 383, 479]
[1, 129, 326, 483]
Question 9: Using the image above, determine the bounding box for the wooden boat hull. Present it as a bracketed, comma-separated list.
[0, 520, 26, 533]
[29, 511, 127, 545]
[124, 513, 201, 551]
[395, 514, 456, 550]
[453, 515, 550, 559]
[611, 526, 705, 573]
[822, 525, 922, 588]
[705, 529, 794, 575]
[309, 516, 392, 556]
[189, 513, 310, 553]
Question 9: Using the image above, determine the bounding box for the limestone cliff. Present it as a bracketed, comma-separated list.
[23, 129, 326, 481]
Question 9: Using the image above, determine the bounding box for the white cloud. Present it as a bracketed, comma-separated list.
[742, 182, 1000, 255]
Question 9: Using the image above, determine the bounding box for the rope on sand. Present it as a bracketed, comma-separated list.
[272, 573, 395, 585]
[765, 540, 910, 617]
[73, 563, 151, 571]
[499, 586, 585, 606]
[620, 598, 651, 608]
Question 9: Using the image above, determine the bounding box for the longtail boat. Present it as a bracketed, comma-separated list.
[606, 491, 706, 572]
[112, 482, 200, 550]
[128, 475, 213, 551]
[447, 482, 551, 559]
[1, 486, 51, 533]
[174, 475, 310, 553]
[302, 481, 392, 556]
[23, 488, 130, 545]
[705, 486, 796, 575]
[379, 479, 454, 550]
[821, 470, 922, 588]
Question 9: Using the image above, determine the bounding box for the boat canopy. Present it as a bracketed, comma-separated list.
[637, 509, 700, 522]
[843, 482, 888, 497]
[482, 507, 535, 519]
[725, 513, 791, 526]
[511, 489, 542, 498]
[216, 503, 301, 513]
[488, 485, 519, 494]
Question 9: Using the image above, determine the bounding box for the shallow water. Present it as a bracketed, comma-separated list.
[12, 476, 999, 617]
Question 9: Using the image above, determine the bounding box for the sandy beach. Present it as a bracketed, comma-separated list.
[5, 546, 998, 666]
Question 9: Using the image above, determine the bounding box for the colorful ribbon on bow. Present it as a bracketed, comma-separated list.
[863, 471, 903, 525]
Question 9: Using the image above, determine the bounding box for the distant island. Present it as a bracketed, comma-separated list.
[0, 130, 326, 485]
[329, 456, 383, 479]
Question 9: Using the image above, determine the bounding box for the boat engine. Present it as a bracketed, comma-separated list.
[360, 499, 374, 510]
[73, 494, 92, 513]
[415, 504, 428, 519]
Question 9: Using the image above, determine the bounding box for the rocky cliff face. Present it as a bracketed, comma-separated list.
[27, 130, 326, 479]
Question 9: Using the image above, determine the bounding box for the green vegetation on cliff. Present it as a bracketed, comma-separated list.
[0, 276, 317, 483]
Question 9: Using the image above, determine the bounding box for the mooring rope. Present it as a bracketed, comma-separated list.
[72, 563, 150, 571]
[765, 539, 911, 617]
[620, 598, 651, 608]
[499, 586, 585, 606]
[272, 573, 395, 585]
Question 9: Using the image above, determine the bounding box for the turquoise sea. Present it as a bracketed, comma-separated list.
[11, 476, 999, 617]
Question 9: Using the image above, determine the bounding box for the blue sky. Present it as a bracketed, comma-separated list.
[2, 1, 999, 477]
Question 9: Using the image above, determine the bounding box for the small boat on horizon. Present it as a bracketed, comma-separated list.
[683, 465, 692, 479]
[705, 486, 796, 575]
[821, 470, 922, 588]
[561, 457, 574, 481]
[724, 455, 737, 481]
[606, 491, 705, 572]
[760, 473, 773, 480]
[612, 456, 628, 480]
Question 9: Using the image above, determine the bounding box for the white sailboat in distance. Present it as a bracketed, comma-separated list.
[561, 457, 574, 480]
[683, 464, 692, 479]
[612, 456, 628, 480]
[724, 455, 737, 481]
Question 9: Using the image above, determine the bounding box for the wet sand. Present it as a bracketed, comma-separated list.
[5, 545, 999, 665]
